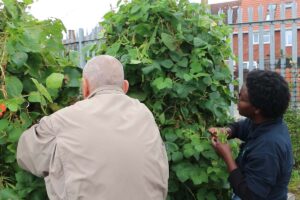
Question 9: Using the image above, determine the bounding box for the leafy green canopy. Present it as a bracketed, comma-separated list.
[96, 0, 237, 199]
[0, 0, 81, 199]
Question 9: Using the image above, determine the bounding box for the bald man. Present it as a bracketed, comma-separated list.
[17, 55, 169, 200]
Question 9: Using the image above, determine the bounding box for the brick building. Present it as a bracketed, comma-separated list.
[211, 0, 300, 107]
[211, 0, 300, 68]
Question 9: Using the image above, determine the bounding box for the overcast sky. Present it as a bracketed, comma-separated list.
[29, 0, 234, 31]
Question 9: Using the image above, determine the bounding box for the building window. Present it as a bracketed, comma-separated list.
[253, 32, 270, 44]
[264, 33, 271, 43]
[286, 30, 292, 46]
[253, 33, 259, 44]
[266, 4, 277, 20]
[285, 2, 293, 9]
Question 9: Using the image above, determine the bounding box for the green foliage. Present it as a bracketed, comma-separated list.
[289, 169, 300, 199]
[216, 130, 228, 144]
[96, 0, 237, 199]
[0, 0, 81, 199]
[284, 108, 300, 168]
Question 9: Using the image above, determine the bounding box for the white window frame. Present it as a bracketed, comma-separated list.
[263, 32, 270, 44]
[253, 33, 259, 44]
[266, 4, 277, 20]
[242, 61, 258, 69]
[285, 2, 293, 9]
[286, 30, 292, 46]
[253, 32, 270, 44]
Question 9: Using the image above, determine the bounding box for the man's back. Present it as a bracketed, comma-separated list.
[17, 86, 169, 200]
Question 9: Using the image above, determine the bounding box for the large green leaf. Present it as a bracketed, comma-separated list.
[5, 76, 23, 98]
[28, 91, 42, 103]
[0, 119, 9, 131]
[172, 152, 183, 162]
[161, 33, 177, 51]
[7, 127, 23, 143]
[174, 162, 193, 182]
[21, 28, 42, 52]
[142, 62, 161, 75]
[106, 42, 121, 56]
[31, 78, 53, 103]
[131, 4, 141, 14]
[46, 73, 64, 89]
[135, 23, 151, 37]
[177, 57, 188, 68]
[12, 52, 28, 67]
[5, 97, 25, 112]
[190, 168, 208, 185]
[0, 188, 21, 200]
[2, 0, 18, 19]
[152, 77, 173, 90]
[64, 67, 82, 87]
[193, 37, 207, 47]
[20, 112, 33, 129]
[160, 59, 173, 69]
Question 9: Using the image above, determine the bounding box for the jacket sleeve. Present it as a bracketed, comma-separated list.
[17, 116, 57, 177]
[228, 118, 251, 141]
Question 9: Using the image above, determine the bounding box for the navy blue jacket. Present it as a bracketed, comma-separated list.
[228, 118, 293, 200]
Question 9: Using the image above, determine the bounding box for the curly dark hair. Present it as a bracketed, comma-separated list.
[246, 70, 290, 118]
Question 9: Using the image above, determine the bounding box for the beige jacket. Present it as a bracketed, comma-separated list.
[17, 86, 169, 200]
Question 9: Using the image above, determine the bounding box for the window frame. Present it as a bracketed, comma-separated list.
[253, 32, 259, 44]
[266, 4, 277, 20]
[285, 30, 292, 46]
[253, 32, 270, 44]
[285, 2, 293, 9]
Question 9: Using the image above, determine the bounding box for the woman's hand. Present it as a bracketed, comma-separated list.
[211, 137, 231, 159]
[211, 137, 237, 172]
[208, 127, 232, 140]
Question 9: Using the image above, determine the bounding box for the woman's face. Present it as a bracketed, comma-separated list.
[237, 84, 256, 118]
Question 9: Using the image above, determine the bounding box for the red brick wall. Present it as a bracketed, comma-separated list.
[233, 30, 300, 62]
[240, 0, 299, 22]
[232, 0, 300, 31]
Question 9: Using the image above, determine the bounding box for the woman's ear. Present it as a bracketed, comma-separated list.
[82, 78, 90, 99]
[254, 108, 261, 115]
[123, 80, 129, 94]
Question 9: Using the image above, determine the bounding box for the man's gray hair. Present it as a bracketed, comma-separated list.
[83, 55, 124, 91]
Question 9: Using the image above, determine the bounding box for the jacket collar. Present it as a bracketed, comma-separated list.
[87, 85, 124, 99]
[248, 117, 283, 139]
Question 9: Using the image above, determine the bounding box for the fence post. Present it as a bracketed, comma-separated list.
[270, 6, 276, 71]
[258, 5, 264, 70]
[280, 3, 286, 77]
[237, 7, 244, 90]
[248, 7, 254, 71]
[78, 28, 85, 68]
[227, 8, 235, 116]
[292, 1, 298, 109]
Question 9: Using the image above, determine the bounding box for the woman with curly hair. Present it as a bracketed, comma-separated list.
[209, 70, 293, 200]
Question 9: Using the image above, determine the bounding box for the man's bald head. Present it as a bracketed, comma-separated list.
[83, 55, 125, 92]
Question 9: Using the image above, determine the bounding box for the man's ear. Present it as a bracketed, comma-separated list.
[82, 78, 90, 99]
[123, 80, 129, 94]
